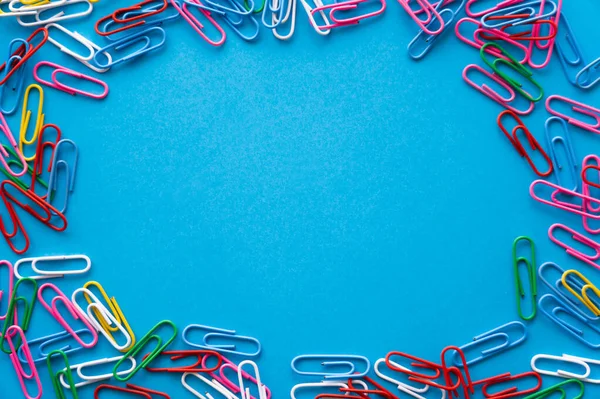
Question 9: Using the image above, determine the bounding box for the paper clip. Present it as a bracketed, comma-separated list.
[480, 371, 541, 399]
[216, 358, 273, 399]
[523, 379, 584, 399]
[18, 328, 95, 363]
[291, 354, 370, 378]
[261, 0, 285, 28]
[60, 356, 137, 388]
[0, 28, 48, 87]
[31, 123, 61, 197]
[38, 283, 98, 349]
[538, 294, 600, 349]
[0, 277, 37, 354]
[45, 139, 78, 214]
[531, 354, 590, 379]
[0, 54, 27, 115]
[0, 114, 28, 178]
[14, 255, 91, 280]
[408, 6, 457, 60]
[290, 381, 350, 399]
[549, 224, 600, 271]
[462, 64, 533, 115]
[182, 372, 239, 399]
[0, 145, 48, 193]
[238, 360, 268, 399]
[145, 350, 222, 372]
[513, 236, 537, 320]
[374, 358, 444, 399]
[544, 116, 577, 191]
[554, 14, 585, 86]
[398, 0, 444, 35]
[95, 383, 170, 399]
[72, 287, 133, 351]
[546, 95, 600, 135]
[480, 0, 557, 28]
[452, 321, 526, 367]
[5, 325, 42, 399]
[33, 62, 109, 100]
[218, 3, 260, 42]
[465, 0, 524, 18]
[272, 0, 295, 38]
[170, 0, 226, 46]
[481, 43, 543, 102]
[16, 0, 93, 26]
[95, 0, 168, 36]
[575, 57, 600, 90]
[18, 84, 44, 162]
[93, 27, 166, 68]
[47, 350, 78, 399]
[182, 324, 261, 357]
[583, 163, 600, 191]
[530, 180, 600, 219]
[0, 259, 14, 322]
[562, 269, 600, 316]
[307, 0, 386, 31]
[45, 23, 95, 61]
[113, 320, 177, 381]
[82, 281, 135, 352]
[557, 355, 600, 384]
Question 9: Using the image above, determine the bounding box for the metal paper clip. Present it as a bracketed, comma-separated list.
[453, 321, 526, 367]
[14, 255, 91, 280]
[182, 372, 239, 399]
[562, 269, 600, 316]
[462, 64, 533, 115]
[0, 54, 27, 115]
[16, 0, 93, 26]
[113, 320, 177, 382]
[18, 84, 44, 162]
[0, 113, 27, 177]
[145, 350, 222, 372]
[45, 139, 78, 214]
[545, 117, 577, 191]
[60, 356, 136, 388]
[38, 283, 98, 349]
[465, 0, 524, 18]
[183, 324, 261, 357]
[33, 61, 109, 99]
[172, 0, 227, 45]
[291, 354, 370, 379]
[18, 328, 94, 363]
[530, 180, 600, 219]
[398, 0, 445, 35]
[93, 26, 166, 68]
[0, 28, 48, 86]
[549, 224, 600, 271]
[539, 294, 600, 349]
[531, 354, 590, 379]
[72, 287, 133, 351]
[6, 325, 42, 399]
[513, 236, 537, 320]
[238, 360, 267, 399]
[480, 371, 541, 399]
[47, 350, 78, 399]
[546, 95, 600, 135]
[0, 277, 37, 354]
[480, 0, 557, 28]
[0, 259, 14, 322]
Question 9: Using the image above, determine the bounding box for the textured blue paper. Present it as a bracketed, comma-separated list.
[0, 1, 599, 398]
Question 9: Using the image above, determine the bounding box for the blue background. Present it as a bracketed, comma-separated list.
[1, 0, 600, 397]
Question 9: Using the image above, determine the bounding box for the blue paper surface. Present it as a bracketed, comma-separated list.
[0, 1, 600, 398]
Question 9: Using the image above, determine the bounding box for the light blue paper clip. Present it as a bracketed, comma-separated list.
[261, 0, 286, 29]
[555, 14, 587, 86]
[576, 58, 600, 90]
[222, 0, 261, 41]
[452, 321, 526, 367]
[481, 0, 557, 29]
[545, 117, 578, 192]
[182, 324, 262, 357]
[101, 2, 181, 42]
[93, 27, 166, 69]
[18, 329, 95, 363]
[46, 139, 78, 215]
[291, 354, 370, 379]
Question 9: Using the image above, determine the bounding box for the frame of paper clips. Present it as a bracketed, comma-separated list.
[1, 0, 600, 398]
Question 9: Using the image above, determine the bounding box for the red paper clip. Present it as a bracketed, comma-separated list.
[481, 371, 541, 399]
[95, 384, 170, 399]
[0, 192, 29, 254]
[497, 110, 553, 177]
[31, 124, 62, 198]
[144, 350, 222, 373]
[0, 28, 48, 86]
[95, 0, 168, 36]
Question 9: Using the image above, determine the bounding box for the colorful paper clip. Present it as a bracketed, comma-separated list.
[0, 54, 27, 115]
[1, 112, 28, 177]
[549, 224, 600, 271]
[182, 324, 261, 357]
[31, 123, 61, 197]
[60, 356, 137, 388]
[15, 0, 93, 27]
[171, 0, 226, 46]
[452, 321, 526, 367]
[45, 23, 95, 61]
[47, 350, 78, 399]
[408, 6, 456, 60]
[14, 255, 91, 280]
[215, 357, 273, 399]
[95, 383, 171, 399]
[238, 360, 268, 399]
[5, 325, 42, 399]
[113, 320, 177, 381]
[554, 14, 586, 86]
[0, 259, 14, 322]
[0, 28, 48, 86]
[373, 358, 439, 399]
[397, 0, 445, 35]
[465, 0, 524, 18]
[545, 116, 577, 191]
[37, 283, 98, 348]
[547, 355, 600, 384]
[561, 269, 600, 316]
[46, 139, 78, 214]
[33, 62, 109, 99]
[182, 371, 239, 399]
[576, 57, 600, 90]
[530, 180, 600, 219]
[290, 382, 350, 399]
[480, 0, 557, 29]
[145, 350, 222, 372]
[17, 328, 95, 363]
[522, 379, 584, 399]
[291, 354, 370, 378]
[0, 277, 37, 354]
[93, 27, 167, 68]
[480, 371, 541, 399]
[531, 353, 590, 379]
[546, 95, 600, 135]
[513, 236, 537, 320]
[18, 84, 44, 162]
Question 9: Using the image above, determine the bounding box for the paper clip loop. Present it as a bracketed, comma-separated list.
[465, 0, 524, 18]
[546, 95, 600, 135]
[531, 354, 590, 379]
[576, 57, 600, 90]
[34, 62, 108, 100]
[146, 350, 222, 372]
[557, 355, 600, 384]
[554, 14, 585, 86]
[238, 360, 268, 399]
[0, 113, 28, 177]
[545, 117, 577, 191]
[549, 224, 600, 271]
[0, 259, 14, 322]
[0, 277, 37, 354]
[93, 27, 167, 68]
[0, 54, 27, 115]
[14, 255, 91, 280]
[480, 371, 541, 399]
[182, 372, 238, 399]
[453, 321, 526, 367]
[291, 354, 370, 378]
[525, 379, 584, 399]
[530, 180, 600, 219]
[0, 28, 48, 87]
[18, 328, 94, 363]
[60, 356, 137, 388]
[18, 84, 44, 163]
[408, 6, 457, 60]
[513, 236, 537, 320]
[46, 139, 78, 214]
[480, 0, 557, 28]
[113, 319, 177, 381]
[45, 23, 95, 61]
[397, 0, 444, 35]
[214, 357, 273, 399]
[373, 358, 443, 399]
[95, 383, 170, 399]
[47, 350, 78, 399]
[171, 0, 226, 46]
[182, 324, 261, 357]
[6, 325, 42, 399]
[562, 269, 600, 316]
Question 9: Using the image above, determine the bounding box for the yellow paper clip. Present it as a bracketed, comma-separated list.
[83, 281, 136, 352]
[19, 84, 45, 162]
[562, 269, 600, 316]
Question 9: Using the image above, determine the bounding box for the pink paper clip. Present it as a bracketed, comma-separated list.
[549, 223, 600, 271]
[462, 64, 533, 115]
[581, 155, 600, 234]
[33, 61, 109, 100]
[526, 0, 561, 69]
[0, 260, 14, 322]
[170, 0, 226, 47]
[311, 0, 385, 29]
[6, 325, 42, 399]
[398, 0, 445, 35]
[546, 95, 600, 135]
[530, 180, 600, 219]
[408, 0, 453, 15]
[0, 113, 28, 178]
[204, 355, 272, 399]
[37, 283, 98, 348]
[465, 0, 524, 18]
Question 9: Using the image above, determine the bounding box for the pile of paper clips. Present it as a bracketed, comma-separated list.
[1, 0, 600, 398]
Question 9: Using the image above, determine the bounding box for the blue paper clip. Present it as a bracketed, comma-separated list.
[100, 2, 181, 42]
[182, 324, 261, 357]
[183, 0, 254, 17]
[261, 0, 285, 29]
[481, 0, 557, 29]
[452, 321, 526, 367]
[576, 58, 600, 90]
[93, 27, 167, 69]
[46, 139, 78, 215]
[539, 294, 600, 349]
[291, 354, 370, 379]
[555, 14, 586, 86]
[545, 117, 578, 191]
[18, 329, 95, 363]
[0, 55, 27, 115]
[221, 0, 260, 41]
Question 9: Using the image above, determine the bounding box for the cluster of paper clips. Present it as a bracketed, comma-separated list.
[0, 255, 273, 399]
